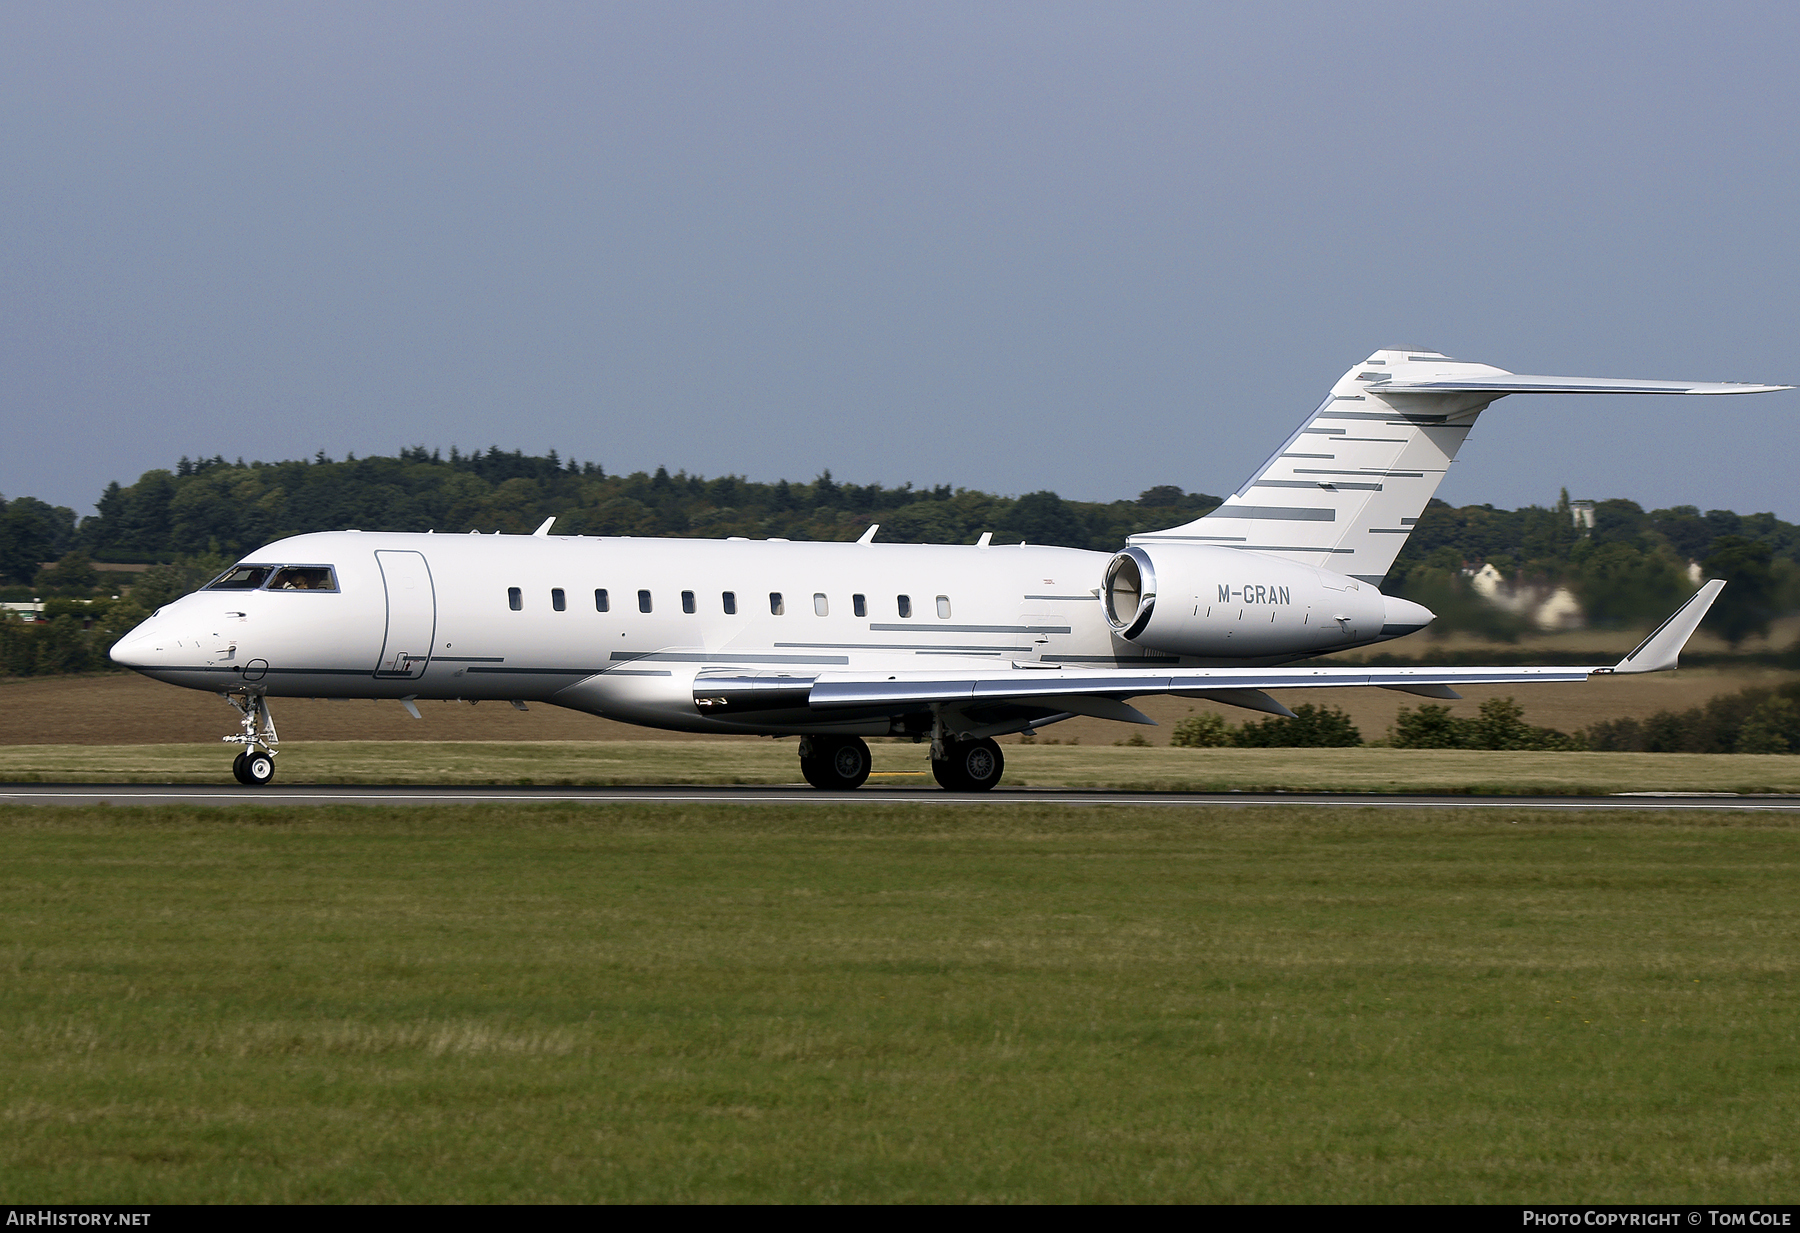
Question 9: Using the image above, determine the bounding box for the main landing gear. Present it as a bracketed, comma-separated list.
[931, 737, 1004, 792]
[223, 692, 279, 786]
[794, 733, 1006, 792]
[798, 735, 873, 790]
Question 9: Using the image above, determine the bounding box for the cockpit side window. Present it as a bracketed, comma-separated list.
[267, 566, 338, 592]
[205, 565, 274, 590]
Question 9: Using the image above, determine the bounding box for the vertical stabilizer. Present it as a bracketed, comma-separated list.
[1130, 350, 1789, 585]
[1132, 349, 1497, 584]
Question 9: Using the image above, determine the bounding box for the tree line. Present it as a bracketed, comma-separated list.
[1, 447, 1219, 583]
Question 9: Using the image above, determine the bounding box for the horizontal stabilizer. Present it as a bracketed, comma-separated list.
[1611, 579, 1725, 674]
[1370, 375, 1793, 396]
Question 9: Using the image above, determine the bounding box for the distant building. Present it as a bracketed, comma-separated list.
[1464, 562, 1584, 630]
[1570, 499, 1596, 532]
[1534, 587, 1584, 630]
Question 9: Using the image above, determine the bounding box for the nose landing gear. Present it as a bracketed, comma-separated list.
[223, 692, 279, 786]
[231, 749, 276, 786]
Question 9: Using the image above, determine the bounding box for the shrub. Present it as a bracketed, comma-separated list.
[1169, 713, 1232, 748]
[1232, 704, 1361, 748]
[1391, 697, 1579, 751]
[1729, 695, 1800, 754]
[1605, 686, 1793, 753]
[1470, 696, 1582, 751]
[1582, 716, 1645, 752]
[1576, 683, 1800, 754]
[1391, 703, 1465, 749]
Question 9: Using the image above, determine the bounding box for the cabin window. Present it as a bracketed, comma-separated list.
[595, 588, 609, 612]
[853, 593, 866, 617]
[205, 565, 273, 591]
[936, 595, 952, 619]
[896, 594, 911, 618]
[267, 566, 338, 592]
[638, 589, 652, 613]
[769, 592, 784, 616]
[722, 591, 737, 615]
[551, 588, 566, 612]
[508, 587, 522, 611]
[813, 593, 828, 617]
[682, 590, 696, 614]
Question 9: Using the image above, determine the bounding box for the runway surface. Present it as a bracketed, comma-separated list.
[5, 783, 1800, 811]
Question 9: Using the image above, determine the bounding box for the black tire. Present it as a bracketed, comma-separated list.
[241, 751, 276, 786]
[799, 736, 872, 790]
[231, 751, 251, 784]
[932, 737, 1004, 792]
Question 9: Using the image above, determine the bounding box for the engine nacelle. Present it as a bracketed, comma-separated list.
[1102, 543, 1419, 658]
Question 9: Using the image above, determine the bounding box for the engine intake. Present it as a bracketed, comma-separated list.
[1103, 547, 1157, 639]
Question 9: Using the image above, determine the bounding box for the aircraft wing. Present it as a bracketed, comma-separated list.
[807, 662, 1594, 723]
[804, 581, 1725, 722]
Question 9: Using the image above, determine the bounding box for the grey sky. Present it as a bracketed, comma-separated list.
[4, 2, 1796, 522]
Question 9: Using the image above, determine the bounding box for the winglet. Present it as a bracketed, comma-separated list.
[857, 524, 879, 545]
[533, 517, 556, 537]
[1611, 579, 1726, 674]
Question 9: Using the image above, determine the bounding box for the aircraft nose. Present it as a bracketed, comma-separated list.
[109, 616, 176, 671]
[109, 630, 157, 670]
[1381, 595, 1436, 636]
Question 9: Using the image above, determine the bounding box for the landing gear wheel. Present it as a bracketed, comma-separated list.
[931, 737, 1004, 792]
[236, 751, 275, 786]
[224, 694, 280, 786]
[799, 736, 872, 790]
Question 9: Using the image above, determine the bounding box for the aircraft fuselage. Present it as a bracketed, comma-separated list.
[111, 530, 1416, 735]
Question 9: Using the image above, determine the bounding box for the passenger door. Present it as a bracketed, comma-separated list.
[374, 550, 436, 679]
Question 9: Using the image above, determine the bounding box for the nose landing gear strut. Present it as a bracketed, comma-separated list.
[222, 691, 279, 786]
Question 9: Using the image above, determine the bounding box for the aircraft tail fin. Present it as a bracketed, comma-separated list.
[1131, 350, 1792, 586]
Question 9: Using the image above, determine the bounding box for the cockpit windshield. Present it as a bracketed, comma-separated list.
[206, 565, 274, 590]
[268, 566, 337, 591]
[204, 564, 339, 592]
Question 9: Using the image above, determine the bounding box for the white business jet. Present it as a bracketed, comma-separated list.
[111, 349, 1790, 789]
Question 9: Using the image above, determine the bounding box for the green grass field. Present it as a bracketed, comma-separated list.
[2, 802, 1796, 1202]
[5, 739, 1800, 795]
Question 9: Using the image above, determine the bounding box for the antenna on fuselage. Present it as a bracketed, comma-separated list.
[533, 517, 556, 537]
